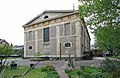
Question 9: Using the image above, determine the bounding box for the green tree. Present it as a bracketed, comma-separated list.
[0, 45, 13, 66]
[79, 0, 120, 55]
[14, 49, 24, 57]
[94, 26, 120, 54]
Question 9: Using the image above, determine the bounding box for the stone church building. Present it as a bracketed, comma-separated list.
[23, 10, 90, 59]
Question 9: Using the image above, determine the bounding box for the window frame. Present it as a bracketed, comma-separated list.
[29, 46, 32, 49]
[64, 23, 70, 36]
[64, 42, 72, 48]
[43, 27, 49, 42]
[28, 31, 32, 41]
[44, 15, 49, 19]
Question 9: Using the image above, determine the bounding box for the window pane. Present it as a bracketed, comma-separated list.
[43, 27, 49, 42]
[29, 46, 32, 49]
[29, 31, 32, 41]
[64, 23, 70, 36]
[65, 43, 71, 47]
[44, 15, 49, 19]
[71, 22, 76, 35]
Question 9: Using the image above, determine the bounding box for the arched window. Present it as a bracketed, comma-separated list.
[44, 15, 48, 19]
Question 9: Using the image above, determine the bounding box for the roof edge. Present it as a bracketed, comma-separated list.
[22, 10, 76, 27]
[23, 11, 78, 27]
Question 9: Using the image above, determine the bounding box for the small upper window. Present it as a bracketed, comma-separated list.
[44, 15, 48, 19]
[29, 46, 32, 49]
[65, 42, 72, 48]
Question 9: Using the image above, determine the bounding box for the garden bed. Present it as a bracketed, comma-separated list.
[65, 59, 120, 78]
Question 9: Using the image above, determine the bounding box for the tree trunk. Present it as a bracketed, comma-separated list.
[103, 42, 113, 56]
[2, 58, 7, 66]
[0, 59, 2, 65]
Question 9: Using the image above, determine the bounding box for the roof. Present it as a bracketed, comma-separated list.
[23, 10, 76, 27]
[0, 39, 9, 45]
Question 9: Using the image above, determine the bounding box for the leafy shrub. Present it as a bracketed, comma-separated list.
[44, 72, 59, 78]
[83, 66, 93, 74]
[107, 70, 120, 78]
[80, 66, 103, 78]
[100, 59, 120, 72]
[112, 55, 120, 59]
[41, 64, 59, 78]
[44, 70, 59, 78]
[49, 70, 58, 74]
[100, 59, 120, 78]
[90, 72, 107, 78]
[41, 66, 47, 72]
[45, 64, 55, 71]
[82, 72, 91, 78]
[41, 64, 55, 72]
[64, 69, 71, 74]
[65, 69, 81, 78]
[68, 69, 79, 76]
[65, 66, 107, 78]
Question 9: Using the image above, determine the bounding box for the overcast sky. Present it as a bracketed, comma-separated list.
[0, 0, 94, 45]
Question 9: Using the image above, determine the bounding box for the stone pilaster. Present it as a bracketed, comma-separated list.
[35, 30, 38, 53]
[56, 26, 60, 55]
[24, 32, 27, 57]
[76, 21, 81, 57]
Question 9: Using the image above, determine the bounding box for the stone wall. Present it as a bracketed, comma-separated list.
[24, 13, 90, 58]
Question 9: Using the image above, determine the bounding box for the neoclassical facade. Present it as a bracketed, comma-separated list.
[23, 10, 90, 59]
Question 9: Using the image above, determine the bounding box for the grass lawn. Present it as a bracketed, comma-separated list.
[2, 66, 46, 78]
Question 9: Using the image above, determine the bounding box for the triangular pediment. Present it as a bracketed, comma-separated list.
[24, 10, 75, 26]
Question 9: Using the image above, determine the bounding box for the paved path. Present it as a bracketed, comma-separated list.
[57, 70, 69, 78]
[56, 61, 69, 78]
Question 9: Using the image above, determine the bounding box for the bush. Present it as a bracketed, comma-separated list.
[45, 64, 55, 71]
[90, 72, 107, 78]
[65, 66, 107, 78]
[112, 55, 120, 59]
[44, 70, 59, 78]
[41, 66, 47, 72]
[49, 70, 58, 74]
[100, 59, 120, 72]
[65, 69, 81, 78]
[44, 72, 59, 78]
[82, 72, 91, 78]
[64, 69, 71, 74]
[83, 66, 93, 74]
[41, 64, 59, 78]
[100, 59, 120, 78]
[41, 64, 55, 72]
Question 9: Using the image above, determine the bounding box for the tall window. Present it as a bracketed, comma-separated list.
[29, 31, 32, 41]
[43, 27, 49, 42]
[81, 26, 83, 37]
[64, 23, 70, 36]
